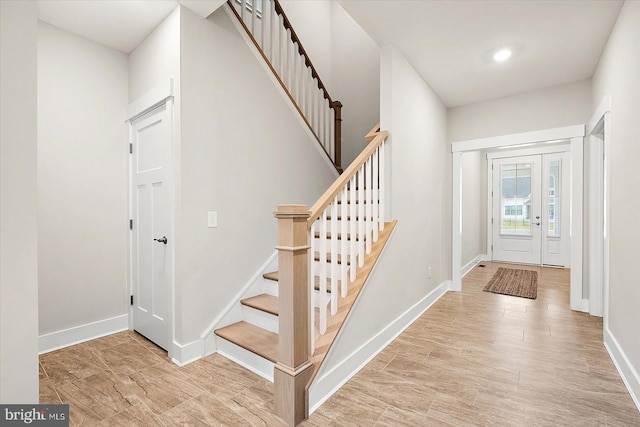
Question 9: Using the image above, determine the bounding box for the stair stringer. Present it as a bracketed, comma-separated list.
[306, 220, 398, 410]
[202, 250, 278, 356]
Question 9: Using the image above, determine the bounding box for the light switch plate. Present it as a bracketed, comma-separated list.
[207, 211, 218, 228]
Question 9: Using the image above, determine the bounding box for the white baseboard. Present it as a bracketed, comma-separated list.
[581, 299, 590, 313]
[308, 280, 451, 413]
[170, 339, 205, 367]
[462, 254, 485, 278]
[480, 254, 491, 262]
[39, 314, 129, 354]
[604, 327, 640, 413]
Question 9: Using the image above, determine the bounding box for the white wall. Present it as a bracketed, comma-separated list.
[448, 79, 592, 143]
[0, 0, 39, 403]
[591, 0, 640, 403]
[330, 2, 380, 167]
[176, 6, 336, 344]
[37, 22, 129, 337]
[311, 44, 450, 404]
[128, 7, 181, 102]
[462, 151, 486, 266]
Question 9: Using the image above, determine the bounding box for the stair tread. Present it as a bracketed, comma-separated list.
[214, 321, 278, 363]
[263, 271, 337, 292]
[241, 294, 279, 316]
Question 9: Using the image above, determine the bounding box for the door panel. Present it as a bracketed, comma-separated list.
[542, 152, 570, 266]
[493, 156, 541, 264]
[131, 102, 172, 350]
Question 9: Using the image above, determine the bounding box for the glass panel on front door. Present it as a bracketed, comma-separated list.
[548, 159, 560, 237]
[501, 163, 532, 235]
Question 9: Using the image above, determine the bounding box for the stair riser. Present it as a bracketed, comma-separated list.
[215, 337, 275, 382]
[241, 305, 279, 334]
[261, 278, 279, 296]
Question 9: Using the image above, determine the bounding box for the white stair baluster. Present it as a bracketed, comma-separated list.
[286, 29, 292, 89]
[259, 0, 264, 49]
[251, 0, 256, 35]
[340, 187, 348, 296]
[349, 176, 357, 282]
[330, 198, 338, 314]
[366, 158, 373, 254]
[330, 107, 335, 162]
[278, 14, 284, 77]
[269, 0, 276, 63]
[241, 0, 246, 22]
[319, 94, 325, 148]
[358, 165, 365, 267]
[310, 221, 316, 353]
[379, 141, 385, 231]
[319, 210, 328, 334]
[372, 148, 379, 242]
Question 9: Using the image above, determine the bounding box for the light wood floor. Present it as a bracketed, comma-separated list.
[39, 262, 640, 426]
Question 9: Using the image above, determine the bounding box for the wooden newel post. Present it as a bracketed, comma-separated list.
[332, 100, 343, 172]
[273, 205, 314, 426]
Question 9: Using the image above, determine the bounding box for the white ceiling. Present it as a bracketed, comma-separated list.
[37, 0, 225, 53]
[339, 0, 623, 107]
[38, 0, 623, 108]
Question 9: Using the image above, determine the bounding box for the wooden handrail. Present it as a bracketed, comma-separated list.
[308, 129, 388, 227]
[364, 123, 381, 142]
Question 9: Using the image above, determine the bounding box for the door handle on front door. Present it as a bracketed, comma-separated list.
[154, 236, 168, 244]
[535, 222, 541, 226]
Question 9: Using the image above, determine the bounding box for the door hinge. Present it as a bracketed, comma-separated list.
[491, 244, 493, 251]
[491, 218, 494, 224]
[129, 143, 133, 154]
[129, 219, 133, 230]
[130, 295, 133, 306]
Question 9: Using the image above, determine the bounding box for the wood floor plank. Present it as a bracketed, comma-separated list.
[38, 262, 640, 426]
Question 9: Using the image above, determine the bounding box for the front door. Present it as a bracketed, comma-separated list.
[130, 102, 172, 350]
[492, 153, 570, 266]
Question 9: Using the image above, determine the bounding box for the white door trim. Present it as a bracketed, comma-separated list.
[451, 124, 585, 311]
[126, 79, 176, 359]
[126, 79, 174, 122]
[587, 94, 611, 321]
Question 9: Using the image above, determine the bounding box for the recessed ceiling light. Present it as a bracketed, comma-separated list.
[493, 48, 512, 62]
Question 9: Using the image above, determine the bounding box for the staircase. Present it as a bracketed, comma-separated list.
[213, 2, 396, 425]
[212, 125, 394, 424]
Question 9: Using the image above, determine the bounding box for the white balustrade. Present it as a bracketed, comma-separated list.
[232, 0, 338, 164]
[308, 130, 387, 336]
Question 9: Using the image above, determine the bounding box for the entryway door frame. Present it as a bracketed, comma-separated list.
[586, 94, 611, 322]
[451, 124, 585, 312]
[126, 79, 177, 360]
[487, 146, 572, 267]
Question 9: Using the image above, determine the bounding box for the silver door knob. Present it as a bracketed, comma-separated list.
[154, 236, 168, 244]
